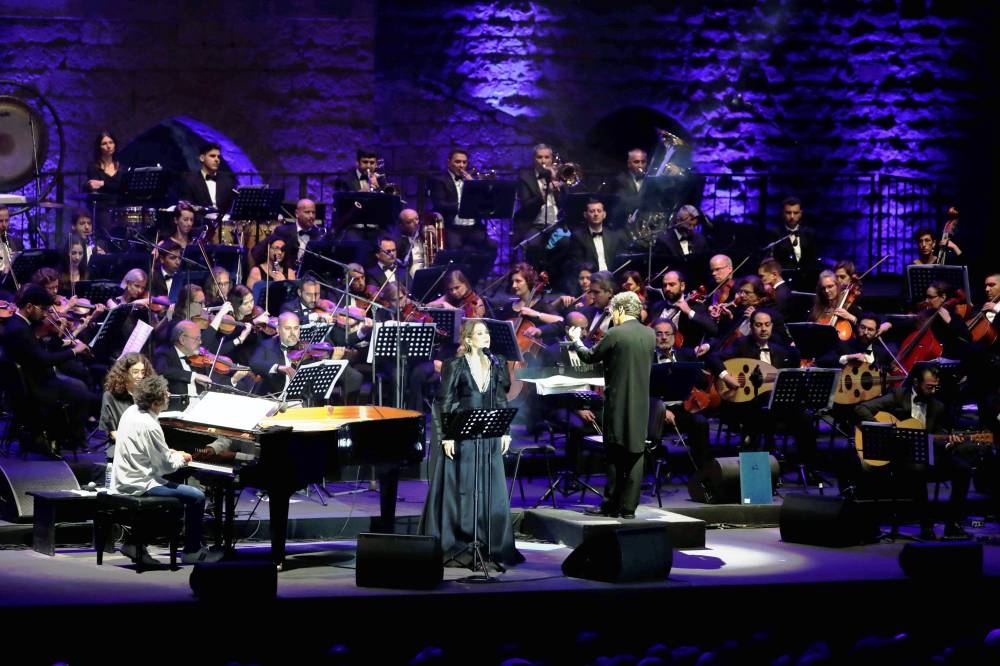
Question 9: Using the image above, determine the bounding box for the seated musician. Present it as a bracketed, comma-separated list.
[920, 280, 972, 363]
[153, 320, 248, 410]
[912, 217, 962, 266]
[706, 254, 737, 312]
[757, 257, 793, 320]
[549, 264, 595, 315]
[811, 269, 862, 332]
[108, 375, 223, 565]
[577, 270, 617, 344]
[149, 239, 183, 301]
[567, 199, 628, 276]
[365, 234, 409, 291]
[708, 309, 820, 480]
[246, 234, 296, 292]
[712, 275, 789, 349]
[425, 268, 486, 318]
[854, 365, 978, 540]
[646, 270, 717, 351]
[29, 268, 96, 387]
[0, 283, 96, 454]
[620, 270, 649, 323]
[108, 268, 151, 310]
[647, 318, 712, 472]
[202, 266, 232, 308]
[654, 204, 709, 259]
[280, 277, 370, 341]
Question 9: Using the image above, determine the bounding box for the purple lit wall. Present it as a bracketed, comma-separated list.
[0, 1, 990, 270]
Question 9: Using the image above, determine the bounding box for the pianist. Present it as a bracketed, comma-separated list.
[108, 375, 222, 565]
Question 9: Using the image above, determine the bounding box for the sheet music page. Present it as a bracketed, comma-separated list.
[118, 319, 154, 360]
[179, 392, 279, 431]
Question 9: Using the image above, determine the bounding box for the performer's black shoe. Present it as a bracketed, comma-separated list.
[584, 505, 616, 517]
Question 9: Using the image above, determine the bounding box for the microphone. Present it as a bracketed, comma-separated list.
[483, 349, 502, 367]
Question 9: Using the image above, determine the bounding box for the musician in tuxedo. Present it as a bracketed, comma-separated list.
[334, 148, 380, 193]
[646, 270, 717, 351]
[708, 309, 820, 478]
[68, 210, 108, 264]
[390, 208, 428, 278]
[153, 319, 216, 407]
[568, 291, 656, 519]
[766, 196, 818, 285]
[426, 149, 497, 263]
[365, 235, 408, 290]
[275, 198, 324, 266]
[0, 284, 95, 453]
[655, 205, 710, 259]
[576, 270, 617, 345]
[149, 239, 183, 301]
[855, 365, 979, 540]
[513, 143, 562, 246]
[757, 257, 794, 320]
[178, 142, 237, 215]
[568, 199, 629, 275]
[647, 319, 712, 472]
[612, 148, 647, 225]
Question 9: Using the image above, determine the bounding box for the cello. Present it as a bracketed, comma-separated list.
[507, 272, 549, 400]
[895, 291, 966, 375]
[967, 293, 1000, 346]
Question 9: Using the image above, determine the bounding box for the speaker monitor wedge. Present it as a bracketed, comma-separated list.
[779, 493, 878, 547]
[561, 526, 672, 583]
[899, 541, 983, 579]
[356, 533, 443, 590]
[0, 458, 80, 523]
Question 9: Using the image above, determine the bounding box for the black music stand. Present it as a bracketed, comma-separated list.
[334, 192, 400, 238]
[12, 249, 60, 286]
[119, 166, 167, 205]
[231, 186, 284, 244]
[73, 280, 122, 305]
[88, 303, 138, 361]
[87, 251, 150, 283]
[786, 323, 842, 362]
[905, 264, 970, 306]
[411, 265, 451, 302]
[458, 180, 518, 220]
[857, 421, 934, 541]
[185, 244, 242, 277]
[420, 306, 462, 344]
[479, 318, 524, 364]
[298, 323, 334, 345]
[442, 406, 519, 581]
[648, 361, 707, 498]
[431, 249, 491, 287]
[284, 359, 348, 406]
[767, 367, 839, 488]
[369, 322, 437, 407]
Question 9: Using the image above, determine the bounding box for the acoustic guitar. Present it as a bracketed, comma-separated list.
[715, 358, 778, 403]
[854, 411, 993, 467]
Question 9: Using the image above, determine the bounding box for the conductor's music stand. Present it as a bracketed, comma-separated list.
[441, 406, 519, 581]
[284, 359, 348, 406]
[905, 264, 970, 307]
[857, 421, 934, 541]
[786, 323, 842, 362]
[368, 322, 437, 407]
[458, 180, 518, 220]
[766, 368, 839, 489]
[12, 249, 60, 286]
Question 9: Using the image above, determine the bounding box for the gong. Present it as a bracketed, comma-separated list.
[0, 96, 48, 192]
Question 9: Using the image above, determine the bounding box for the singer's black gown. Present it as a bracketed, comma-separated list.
[420, 354, 524, 568]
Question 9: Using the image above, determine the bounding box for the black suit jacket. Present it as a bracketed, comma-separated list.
[816, 336, 895, 371]
[149, 269, 176, 300]
[771, 282, 794, 319]
[613, 171, 644, 217]
[248, 336, 291, 396]
[569, 226, 629, 273]
[365, 264, 409, 290]
[427, 172, 475, 228]
[153, 343, 199, 397]
[767, 224, 817, 273]
[654, 228, 709, 259]
[178, 171, 238, 214]
[0, 314, 76, 391]
[855, 387, 948, 434]
[513, 168, 549, 227]
[708, 335, 799, 376]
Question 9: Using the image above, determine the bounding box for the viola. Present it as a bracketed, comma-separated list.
[192, 312, 239, 334]
[148, 295, 171, 314]
[460, 290, 484, 318]
[682, 376, 721, 414]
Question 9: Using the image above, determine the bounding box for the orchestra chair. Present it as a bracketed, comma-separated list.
[504, 442, 557, 506]
[0, 360, 73, 458]
[94, 492, 184, 572]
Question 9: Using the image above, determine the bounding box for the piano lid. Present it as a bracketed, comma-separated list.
[259, 405, 423, 431]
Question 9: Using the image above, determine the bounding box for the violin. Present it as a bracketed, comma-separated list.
[460, 290, 484, 318]
[186, 350, 255, 376]
[192, 312, 239, 334]
[288, 341, 336, 365]
[148, 295, 171, 314]
[247, 305, 277, 336]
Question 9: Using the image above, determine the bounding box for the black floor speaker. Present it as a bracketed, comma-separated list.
[0, 457, 80, 522]
[190, 560, 277, 601]
[899, 541, 983, 579]
[356, 533, 443, 589]
[779, 493, 878, 547]
[688, 455, 779, 504]
[561, 526, 672, 583]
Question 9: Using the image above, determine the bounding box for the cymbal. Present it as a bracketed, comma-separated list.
[37, 200, 66, 209]
[0, 194, 66, 208]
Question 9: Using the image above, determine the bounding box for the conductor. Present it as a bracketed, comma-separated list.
[567, 291, 656, 519]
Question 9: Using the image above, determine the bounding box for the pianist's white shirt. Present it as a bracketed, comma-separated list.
[109, 405, 188, 496]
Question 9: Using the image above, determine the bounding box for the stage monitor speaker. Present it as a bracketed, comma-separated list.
[688, 455, 779, 504]
[190, 560, 277, 601]
[899, 541, 983, 579]
[779, 493, 878, 548]
[0, 458, 80, 523]
[561, 526, 672, 583]
[356, 533, 443, 590]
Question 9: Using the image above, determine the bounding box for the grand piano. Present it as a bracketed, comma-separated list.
[159, 394, 425, 568]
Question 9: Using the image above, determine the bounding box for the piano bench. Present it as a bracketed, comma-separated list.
[505, 444, 556, 505]
[94, 493, 184, 572]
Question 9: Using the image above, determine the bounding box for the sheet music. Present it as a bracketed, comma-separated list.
[118, 319, 154, 360]
[520, 375, 604, 395]
[178, 391, 280, 431]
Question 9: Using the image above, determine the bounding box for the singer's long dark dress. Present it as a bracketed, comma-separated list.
[420, 354, 524, 568]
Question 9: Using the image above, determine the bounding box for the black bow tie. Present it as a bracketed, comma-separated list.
[758, 345, 770, 352]
[914, 395, 928, 405]
[205, 174, 217, 182]
[454, 175, 464, 182]
[590, 231, 603, 238]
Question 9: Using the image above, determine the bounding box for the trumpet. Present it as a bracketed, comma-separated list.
[374, 158, 401, 197]
[422, 212, 445, 265]
[550, 154, 583, 188]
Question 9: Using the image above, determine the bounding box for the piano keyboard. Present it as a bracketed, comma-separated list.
[187, 461, 235, 476]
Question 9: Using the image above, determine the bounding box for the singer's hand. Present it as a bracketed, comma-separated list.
[442, 439, 456, 460]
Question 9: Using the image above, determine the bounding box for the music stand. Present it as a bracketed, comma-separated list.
[441, 406, 519, 581]
[298, 322, 335, 345]
[648, 361, 708, 496]
[420, 306, 462, 344]
[785, 323, 842, 362]
[411, 265, 451, 302]
[478, 318, 524, 364]
[12, 249, 60, 286]
[284, 359, 348, 406]
[73, 280, 121, 305]
[87, 251, 150, 283]
[431, 249, 491, 287]
[88, 303, 138, 361]
[119, 166, 167, 205]
[368, 322, 437, 407]
[185, 244, 243, 277]
[458, 180, 518, 220]
[767, 367, 839, 487]
[168, 270, 209, 303]
[334, 192, 400, 236]
[905, 264, 970, 306]
[857, 421, 934, 541]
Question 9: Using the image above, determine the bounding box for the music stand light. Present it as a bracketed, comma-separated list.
[441, 406, 518, 581]
[857, 421, 933, 541]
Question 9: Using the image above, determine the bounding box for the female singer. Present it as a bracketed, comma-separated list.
[99, 353, 156, 465]
[85, 130, 124, 196]
[246, 235, 295, 291]
[419, 319, 524, 570]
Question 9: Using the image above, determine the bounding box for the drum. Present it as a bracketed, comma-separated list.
[237, 219, 280, 252]
[112, 206, 147, 228]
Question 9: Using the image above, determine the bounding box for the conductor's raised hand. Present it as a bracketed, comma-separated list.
[567, 325, 583, 344]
